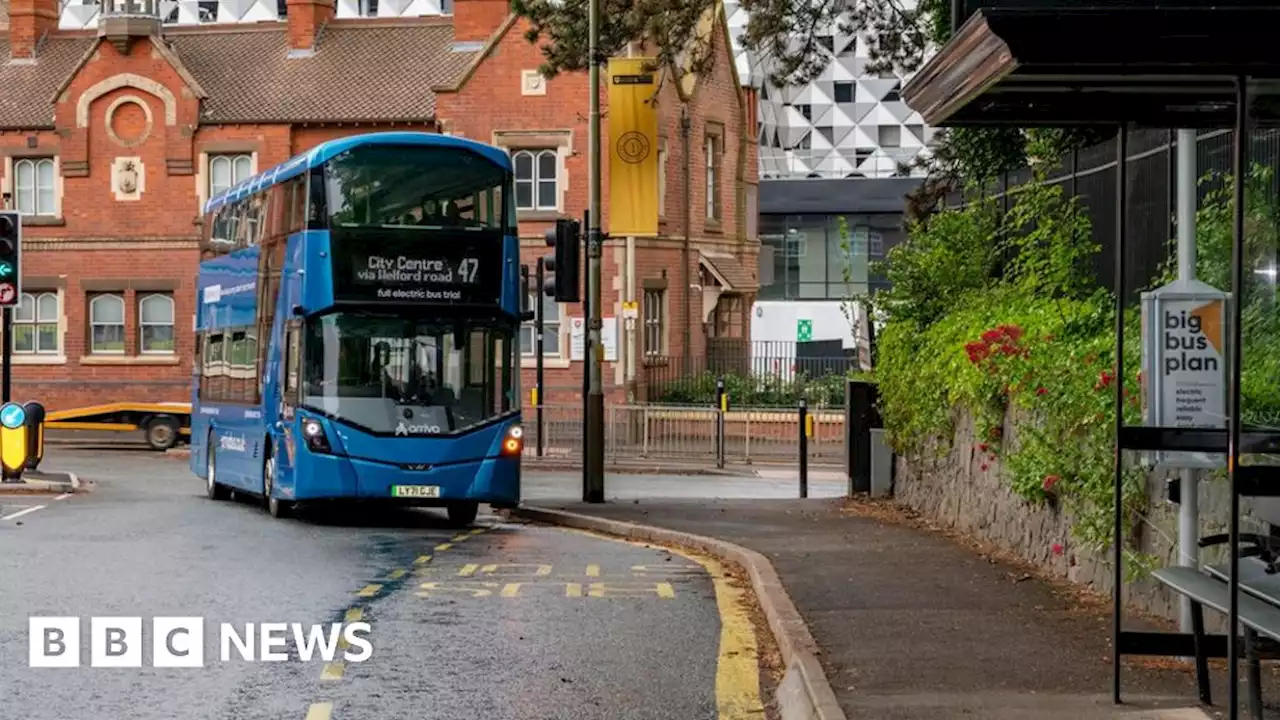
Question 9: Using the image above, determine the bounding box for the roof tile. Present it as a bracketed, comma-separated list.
[0, 22, 477, 128]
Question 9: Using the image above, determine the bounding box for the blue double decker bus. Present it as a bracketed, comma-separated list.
[191, 132, 524, 525]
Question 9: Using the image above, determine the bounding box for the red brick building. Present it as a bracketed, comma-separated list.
[0, 0, 758, 411]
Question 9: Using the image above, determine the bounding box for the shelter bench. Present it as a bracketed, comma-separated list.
[1151, 533, 1280, 720]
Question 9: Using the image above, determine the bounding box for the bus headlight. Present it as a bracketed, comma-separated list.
[501, 424, 523, 456]
[302, 418, 331, 454]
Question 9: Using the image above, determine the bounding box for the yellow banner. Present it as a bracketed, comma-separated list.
[607, 57, 660, 237]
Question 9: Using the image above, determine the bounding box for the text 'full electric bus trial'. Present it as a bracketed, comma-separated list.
[191, 132, 525, 525]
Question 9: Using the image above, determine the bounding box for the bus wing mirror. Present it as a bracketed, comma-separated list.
[292, 304, 305, 317]
[519, 311, 535, 322]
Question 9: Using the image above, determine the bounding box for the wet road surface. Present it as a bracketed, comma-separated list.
[0, 451, 763, 720]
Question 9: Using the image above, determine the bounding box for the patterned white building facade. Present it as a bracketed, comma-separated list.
[723, 0, 936, 179]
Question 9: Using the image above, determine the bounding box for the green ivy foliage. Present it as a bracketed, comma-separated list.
[867, 158, 1280, 568]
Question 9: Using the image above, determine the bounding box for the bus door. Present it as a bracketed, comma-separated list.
[273, 320, 304, 489]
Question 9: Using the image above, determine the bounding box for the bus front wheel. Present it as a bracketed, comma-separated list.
[446, 501, 479, 527]
[206, 436, 230, 501]
[262, 446, 291, 519]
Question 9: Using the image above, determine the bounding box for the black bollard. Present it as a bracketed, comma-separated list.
[715, 377, 727, 469]
[799, 399, 808, 498]
[23, 401, 44, 472]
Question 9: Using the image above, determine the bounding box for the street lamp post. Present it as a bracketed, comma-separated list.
[583, 0, 605, 503]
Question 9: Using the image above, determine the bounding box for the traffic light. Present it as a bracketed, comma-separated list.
[0, 211, 20, 308]
[542, 218, 581, 303]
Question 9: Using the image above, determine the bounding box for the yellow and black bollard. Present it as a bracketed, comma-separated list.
[23, 401, 44, 472]
[0, 401, 29, 482]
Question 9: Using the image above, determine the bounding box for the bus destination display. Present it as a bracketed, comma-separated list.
[332, 233, 501, 305]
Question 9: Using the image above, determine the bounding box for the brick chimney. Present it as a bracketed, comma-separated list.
[9, 0, 59, 61]
[286, 0, 335, 56]
[452, 0, 510, 44]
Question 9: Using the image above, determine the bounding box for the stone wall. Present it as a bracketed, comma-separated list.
[891, 410, 1277, 625]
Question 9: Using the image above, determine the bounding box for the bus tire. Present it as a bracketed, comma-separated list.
[145, 416, 180, 451]
[446, 501, 479, 527]
[206, 435, 230, 501]
[263, 444, 290, 519]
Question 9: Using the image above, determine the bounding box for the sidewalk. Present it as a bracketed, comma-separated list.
[524, 496, 1245, 720]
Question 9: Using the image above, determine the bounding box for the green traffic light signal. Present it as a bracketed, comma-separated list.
[0, 262, 13, 278]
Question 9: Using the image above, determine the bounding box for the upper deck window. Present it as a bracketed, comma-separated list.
[323, 145, 512, 233]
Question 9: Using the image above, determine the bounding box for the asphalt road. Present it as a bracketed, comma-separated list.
[0, 450, 765, 720]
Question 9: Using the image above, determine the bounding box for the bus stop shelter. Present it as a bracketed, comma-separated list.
[902, 2, 1280, 717]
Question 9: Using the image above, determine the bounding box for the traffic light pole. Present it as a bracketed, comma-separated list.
[583, 0, 605, 503]
[534, 257, 545, 457]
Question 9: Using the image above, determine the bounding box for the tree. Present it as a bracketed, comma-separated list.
[511, 0, 941, 88]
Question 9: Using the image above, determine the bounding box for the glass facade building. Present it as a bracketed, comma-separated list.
[755, 178, 918, 301]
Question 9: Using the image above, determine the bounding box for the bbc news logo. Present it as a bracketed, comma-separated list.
[29, 617, 373, 668]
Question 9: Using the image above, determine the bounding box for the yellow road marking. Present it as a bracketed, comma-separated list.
[551, 527, 765, 718]
[337, 608, 363, 651]
[469, 527, 487, 535]
[385, 569, 406, 580]
[435, 543, 453, 551]
[457, 563, 480, 576]
[320, 661, 344, 680]
[586, 564, 601, 577]
[305, 703, 333, 720]
[414, 554, 432, 565]
[356, 584, 381, 597]
[451, 533, 470, 542]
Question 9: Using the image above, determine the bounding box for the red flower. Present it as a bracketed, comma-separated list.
[965, 341, 990, 365]
[1036, 387, 1048, 396]
[1095, 371, 1113, 391]
[978, 443, 989, 452]
[997, 324, 1024, 342]
[1052, 543, 1064, 556]
[981, 329, 1004, 344]
[1043, 475, 1060, 491]
[980, 464, 990, 471]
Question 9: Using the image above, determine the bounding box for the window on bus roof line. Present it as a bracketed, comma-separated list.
[323, 145, 514, 232]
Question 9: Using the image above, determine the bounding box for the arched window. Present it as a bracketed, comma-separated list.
[139, 293, 176, 354]
[14, 158, 55, 216]
[12, 291, 59, 354]
[510, 149, 558, 211]
[89, 294, 126, 354]
[209, 154, 252, 198]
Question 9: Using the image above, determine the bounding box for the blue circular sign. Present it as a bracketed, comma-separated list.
[0, 403, 26, 430]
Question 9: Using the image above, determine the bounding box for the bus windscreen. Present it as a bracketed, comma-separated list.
[302, 312, 516, 436]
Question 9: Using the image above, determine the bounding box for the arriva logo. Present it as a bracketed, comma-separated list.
[394, 422, 441, 436]
[219, 435, 247, 452]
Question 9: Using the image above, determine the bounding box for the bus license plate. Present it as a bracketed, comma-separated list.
[392, 485, 440, 499]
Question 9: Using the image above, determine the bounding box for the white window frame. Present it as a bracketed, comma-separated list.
[642, 288, 665, 357]
[511, 149, 559, 211]
[138, 293, 176, 355]
[89, 293, 126, 355]
[520, 292, 562, 357]
[12, 291, 60, 355]
[704, 135, 721, 221]
[13, 157, 57, 217]
[208, 153, 253, 199]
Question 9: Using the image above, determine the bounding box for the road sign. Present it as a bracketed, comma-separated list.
[0, 402, 25, 429]
[0, 283, 15, 306]
[622, 301, 639, 319]
[796, 319, 813, 342]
